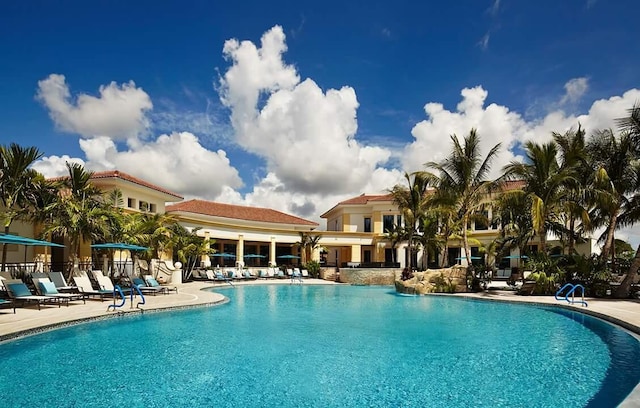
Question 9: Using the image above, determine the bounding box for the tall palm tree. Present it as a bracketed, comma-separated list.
[502, 140, 572, 252]
[553, 126, 592, 254]
[40, 163, 109, 274]
[0, 143, 44, 270]
[129, 212, 177, 260]
[587, 129, 640, 261]
[425, 129, 501, 266]
[382, 223, 405, 265]
[493, 189, 535, 268]
[388, 171, 432, 271]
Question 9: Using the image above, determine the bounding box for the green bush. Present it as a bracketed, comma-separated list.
[305, 260, 321, 278]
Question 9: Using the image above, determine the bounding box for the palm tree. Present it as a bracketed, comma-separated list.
[40, 163, 109, 275]
[425, 129, 501, 266]
[0, 143, 44, 270]
[382, 223, 405, 265]
[587, 129, 640, 261]
[553, 126, 592, 254]
[295, 232, 323, 265]
[493, 189, 535, 270]
[129, 212, 177, 260]
[415, 213, 442, 269]
[388, 171, 432, 271]
[502, 140, 572, 252]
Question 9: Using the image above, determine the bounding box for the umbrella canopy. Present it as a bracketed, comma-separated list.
[243, 254, 266, 258]
[211, 252, 236, 258]
[455, 256, 483, 260]
[91, 243, 149, 251]
[277, 255, 300, 259]
[0, 233, 64, 247]
[503, 255, 529, 259]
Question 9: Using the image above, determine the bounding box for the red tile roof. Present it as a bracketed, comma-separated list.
[166, 199, 319, 227]
[90, 170, 183, 199]
[337, 194, 393, 205]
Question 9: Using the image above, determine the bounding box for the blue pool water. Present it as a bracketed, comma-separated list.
[1, 285, 639, 407]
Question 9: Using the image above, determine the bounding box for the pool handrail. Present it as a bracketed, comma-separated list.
[107, 285, 127, 311]
[130, 284, 146, 309]
[555, 283, 588, 307]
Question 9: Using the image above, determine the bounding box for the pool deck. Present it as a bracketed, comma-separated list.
[1, 279, 639, 406]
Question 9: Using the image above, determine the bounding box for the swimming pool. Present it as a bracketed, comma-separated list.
[0, 285, 638, 407]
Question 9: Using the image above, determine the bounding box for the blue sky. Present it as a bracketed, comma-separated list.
[1, 0, 640, 243]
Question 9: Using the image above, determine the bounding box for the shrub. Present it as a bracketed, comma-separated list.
[305, 260, 321, 278]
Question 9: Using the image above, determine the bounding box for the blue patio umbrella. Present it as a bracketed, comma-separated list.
[0, 233, 65, 271]
[243, 254, 266, 258]
[277, 255, 300, 259]
[91, 242, 149, 275]
[91, 243, 149, 251]
[211, 252, 236, 258]
[455, 256, 483, 260]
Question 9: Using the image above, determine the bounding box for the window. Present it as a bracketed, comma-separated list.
[127, 198, 135, 208]
[149, 203, 157, 213]
[396, 215, 402, 227]
[363, 250, 371, 263]
[139, 201, 149, 212]
[364, 217, 372, 233]
[383, 215, 395, 233]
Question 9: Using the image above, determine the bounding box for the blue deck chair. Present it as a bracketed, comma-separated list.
[5, 280, 61, 310]
[144, 275, 178, 293]
[132, 277, 167, 295]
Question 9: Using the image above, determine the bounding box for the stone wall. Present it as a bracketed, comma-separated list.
[394, 267, 468, 295]
[336, 268, 397, 285]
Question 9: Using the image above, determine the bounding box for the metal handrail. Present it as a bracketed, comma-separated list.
[555, 283, 588, 307]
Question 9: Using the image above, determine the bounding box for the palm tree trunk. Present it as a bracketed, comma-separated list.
[614, 244, 640, 298]
[1, 225, 9, 272]
[463, 216, 471, 266]
[601, 212, 618, 259]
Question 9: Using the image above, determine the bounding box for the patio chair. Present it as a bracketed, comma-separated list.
[132, 277, 167, 295]
[301, 269, 309, 278]
[4, 279, 61, 310]
[33, 278, 87, 304]
[48, 271, 76, 292]
[144, 275, 178, 293]
[73, 276, 114, 301]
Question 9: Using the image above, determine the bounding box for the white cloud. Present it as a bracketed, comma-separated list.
[219, 25, 393, 195]
[31, 155, 85, 177]
[406, 86, 528, 178]
[36, 74, 152, 140]
[559, 77, 589, 105]
[478, 33, 490, 50]
[78, 132, 243, 199]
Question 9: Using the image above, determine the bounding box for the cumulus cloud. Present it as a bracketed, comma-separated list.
[406, 86, 528, 178]
[219, 25, 392, 195]
[78, 132, 243, 199]
[36, 74, 152, 140]
[31, 155, 85, 177]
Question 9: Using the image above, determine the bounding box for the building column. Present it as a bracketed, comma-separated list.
[269, 236, 276, 266]
[237, 234, 244, 267]
[350, 244, 361, 265]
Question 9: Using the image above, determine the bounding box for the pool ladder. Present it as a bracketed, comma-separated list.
[107, 285, 146, 311]
[555, 283, 588, 307]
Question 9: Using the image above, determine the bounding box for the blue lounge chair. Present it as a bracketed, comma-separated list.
[5, 280, 61, 310]
[34, 278, 87, 304]
[144, 275, 177, 293]
[132, 277, 167, 295]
